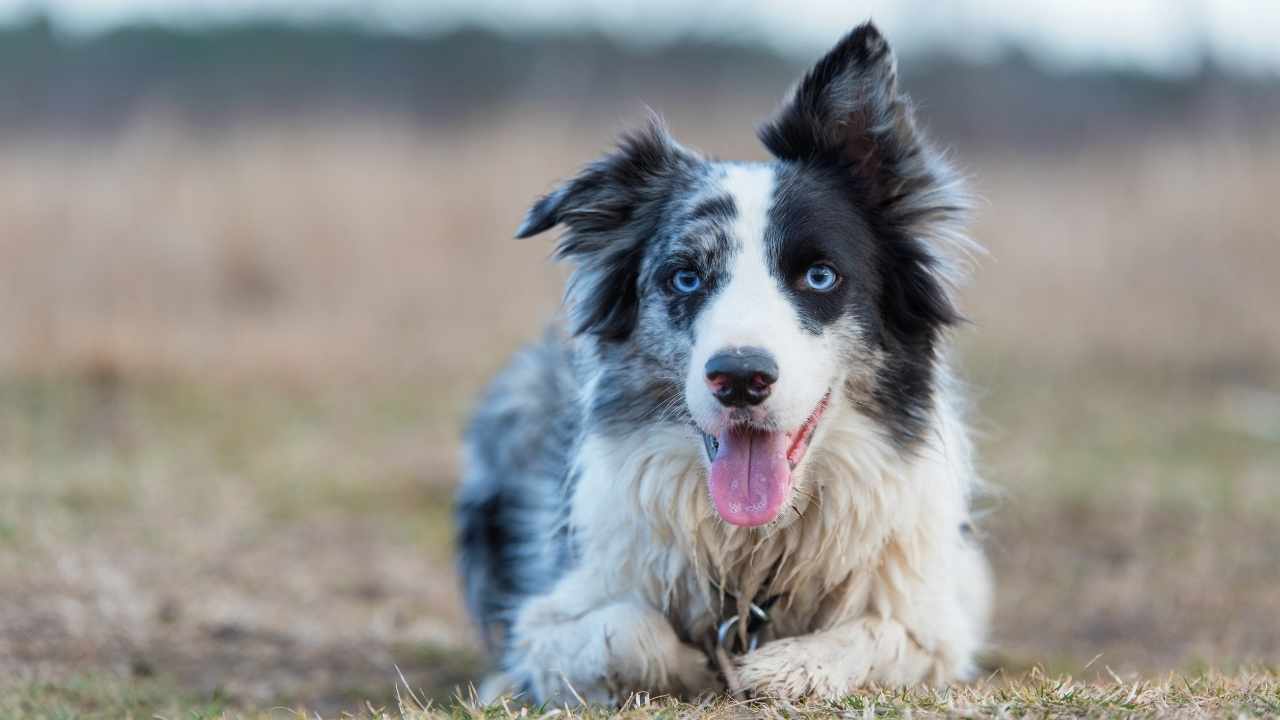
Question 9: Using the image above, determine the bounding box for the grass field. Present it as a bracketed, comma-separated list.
[11, 670, 1280, 719]
[1, 115, 1278, 717]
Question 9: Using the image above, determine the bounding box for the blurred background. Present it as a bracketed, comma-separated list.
[1, 0, 1278, 714]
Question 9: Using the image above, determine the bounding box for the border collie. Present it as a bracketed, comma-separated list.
[456, 21, 990, 704]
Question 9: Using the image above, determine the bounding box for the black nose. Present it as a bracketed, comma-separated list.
[704, 347, 778, 407]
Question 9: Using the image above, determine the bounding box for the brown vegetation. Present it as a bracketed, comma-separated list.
[1, 114, 1278, 714]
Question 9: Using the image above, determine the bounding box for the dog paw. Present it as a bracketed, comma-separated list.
[733, 636, 869, 701]
[517, 639, 718, 706]
[663, 640, 723, 698]
[511, 597, 722, 705]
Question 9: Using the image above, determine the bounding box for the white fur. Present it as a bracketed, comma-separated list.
[685, 165, 835, 440]
[503, 371, 990, 703]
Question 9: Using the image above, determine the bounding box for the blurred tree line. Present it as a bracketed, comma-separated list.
[0, 13, 1276, 149]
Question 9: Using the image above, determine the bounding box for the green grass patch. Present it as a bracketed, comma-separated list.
[0, 676, 231, 720]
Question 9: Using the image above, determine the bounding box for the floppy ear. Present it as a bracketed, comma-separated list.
[760, 22, 972, 344]
[516, 119, 699, 341]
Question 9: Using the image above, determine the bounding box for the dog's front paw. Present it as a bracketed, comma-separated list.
[511, 597, 722, 705]
[733, 636, 870, 701]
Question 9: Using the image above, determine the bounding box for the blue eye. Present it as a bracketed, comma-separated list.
[803, 264, 839, 292]
[671, 269, 703, 294]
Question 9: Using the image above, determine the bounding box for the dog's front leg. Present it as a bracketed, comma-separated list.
[506, 576, 719, 705]
[733, 615, 949, 701]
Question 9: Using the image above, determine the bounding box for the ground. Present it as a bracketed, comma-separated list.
[0, 119, 1277, 717]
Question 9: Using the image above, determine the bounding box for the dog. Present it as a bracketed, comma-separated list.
[455, 21, 990, 704]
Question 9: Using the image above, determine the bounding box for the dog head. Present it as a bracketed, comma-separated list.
[516, 23, 971, 528]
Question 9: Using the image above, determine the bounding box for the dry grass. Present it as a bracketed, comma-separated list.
[10, 670, 1280, 718]
[2, 114, 1277, 381]
[1, 111, 1278, 715]
[415, 671, 1280, 719]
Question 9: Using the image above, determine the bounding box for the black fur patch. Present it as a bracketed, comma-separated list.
[685, 194, 737, 226]
[767, 162, 879, 334]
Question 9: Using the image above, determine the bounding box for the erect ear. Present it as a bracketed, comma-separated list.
[761, 22, 972, 344]
[758, 22, 902, 181]
[515, 118, 699, 341]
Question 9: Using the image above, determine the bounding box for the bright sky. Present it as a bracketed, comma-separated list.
[4, 0, 1279, 76]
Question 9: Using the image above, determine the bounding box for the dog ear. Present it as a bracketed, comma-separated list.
[761, 22, 971, 344]
[758, 22, 901, 181]
[515, 118, 698, 341]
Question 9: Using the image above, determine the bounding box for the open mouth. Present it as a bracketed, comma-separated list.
[700, 392, 831, 527]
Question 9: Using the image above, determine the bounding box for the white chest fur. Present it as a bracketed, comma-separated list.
[568, 393, 974, 644]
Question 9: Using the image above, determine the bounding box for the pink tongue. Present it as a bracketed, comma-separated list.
[708, 428, 791, 527]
